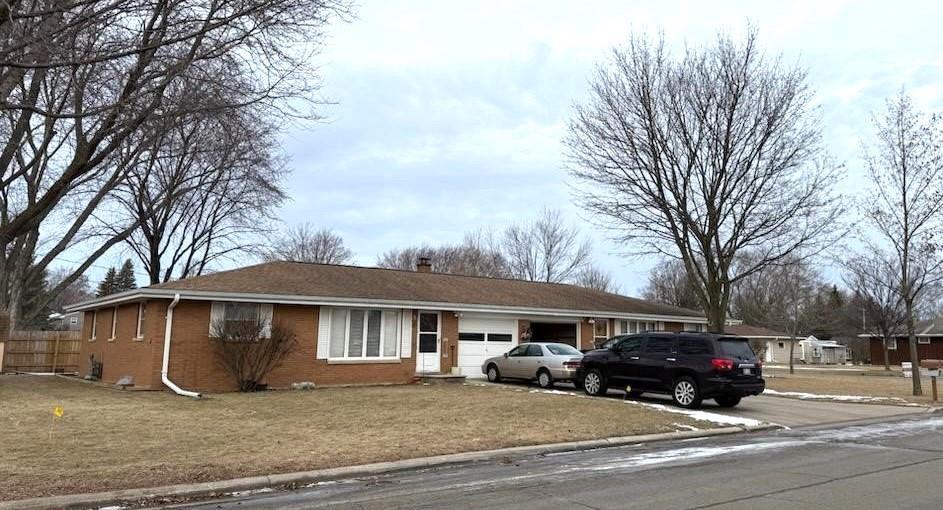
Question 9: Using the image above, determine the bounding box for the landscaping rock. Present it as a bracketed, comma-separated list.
[291, 382, 316, 390]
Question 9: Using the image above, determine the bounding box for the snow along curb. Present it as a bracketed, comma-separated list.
[0, 424, 779, 510]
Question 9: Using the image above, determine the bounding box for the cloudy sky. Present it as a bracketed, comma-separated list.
[95, 0, 943, 294]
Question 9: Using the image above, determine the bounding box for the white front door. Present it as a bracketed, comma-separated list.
[416, 311, 441, 373]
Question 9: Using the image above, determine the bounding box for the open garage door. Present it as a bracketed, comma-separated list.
[457, 315, 518, 377]
[530, 321, 578, 348]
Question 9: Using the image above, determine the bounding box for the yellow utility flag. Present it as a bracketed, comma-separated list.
[53, 406, 64, 418]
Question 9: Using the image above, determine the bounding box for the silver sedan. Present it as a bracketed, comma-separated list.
[481, 342, 584, 388]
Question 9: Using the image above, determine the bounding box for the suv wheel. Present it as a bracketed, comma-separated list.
[672, 377, 702, 409]
[486, 364, 501, 383]
[537, 369, 553, 389]
[715, 395, 742, 408]
[583, 368, 607, 396]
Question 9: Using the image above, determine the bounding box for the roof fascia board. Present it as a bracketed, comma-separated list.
[67, 288, 708, 323]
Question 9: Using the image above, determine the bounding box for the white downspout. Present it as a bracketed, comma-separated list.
[161, 293, 201, 398]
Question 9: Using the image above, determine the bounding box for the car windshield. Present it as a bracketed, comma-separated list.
[545, 344, 582, 356]
[717, 338, 756, 361]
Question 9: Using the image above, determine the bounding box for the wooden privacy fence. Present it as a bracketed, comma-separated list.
[1, 331, 82, 373]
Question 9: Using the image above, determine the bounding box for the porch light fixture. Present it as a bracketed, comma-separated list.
[587, 318, 596, 324]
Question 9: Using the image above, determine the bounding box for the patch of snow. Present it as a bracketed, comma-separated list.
[584, 441, 805, 470]
[764, 389, 917, 404]
[811, 416, 943, 441]
[529, 389, 580, 396]
[623, 400, 766, 427]
[673, 423, 700, 431]
[227, 487, 275, 497]
[97, 506, 127, 510]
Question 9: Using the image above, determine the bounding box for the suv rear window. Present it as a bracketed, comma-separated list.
[679, 337, 711, 355]
[717, 338, 756, 361]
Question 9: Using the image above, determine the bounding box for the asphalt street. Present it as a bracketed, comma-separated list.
[165, 411, 943, 510]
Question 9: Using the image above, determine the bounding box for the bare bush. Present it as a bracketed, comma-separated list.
[210, 319, 298, 392]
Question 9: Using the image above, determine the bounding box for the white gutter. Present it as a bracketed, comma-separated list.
[160, 293, 201, 398]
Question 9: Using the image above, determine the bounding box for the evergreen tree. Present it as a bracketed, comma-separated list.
[96, 267, 118, 297]
[115, 259, 138, 292]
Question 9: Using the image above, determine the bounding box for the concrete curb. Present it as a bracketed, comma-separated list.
[0, 424, 778, 510]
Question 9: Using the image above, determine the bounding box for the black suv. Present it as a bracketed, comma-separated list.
[577, 332, 764, 409]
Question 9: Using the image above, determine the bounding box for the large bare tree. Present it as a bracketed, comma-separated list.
[861, 91, 943, 395]
[0, 0, 350, 326]
[574, 267, 618, 293]
[264, 225, 353, 265]
[503, 208, 591, 283]
[566, 28, 842, 331]
[842, 252, 906, 371]
[119, 100, 286, 284]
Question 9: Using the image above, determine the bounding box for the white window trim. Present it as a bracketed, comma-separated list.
[593, 318, 609, 341]
[918, 336, 931, 344]
[90, 311, 98, 341]
[887, 338, 898, 350]
[330, 308, 400, 361]
[135, 302, 145, 339]
[108, 306, 118, 341]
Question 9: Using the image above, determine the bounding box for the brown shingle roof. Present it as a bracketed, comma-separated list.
[726, 324, 792, 339]
[150, 262, 703, 318]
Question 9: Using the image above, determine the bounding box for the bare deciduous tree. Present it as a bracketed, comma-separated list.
[0, 0, 350, 326]
[641, 259, 701, 310]
[378, 230, 509, 278]
[566, 28, 843, 331]
[210, 318, 298, 392]
[843, 252, 907, 371]
[574, 266, 618, 293]
[263, 225, 353, 265]
[503, 208, 591, 283]
[861, 91, 943, 395]
[120, 105, 286, 284]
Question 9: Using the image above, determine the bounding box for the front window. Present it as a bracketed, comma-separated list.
[887, 338, 897, 350]
[328, 308, 399, 359]
[90, 311, 98, 340]
[224, 302, 261, 329]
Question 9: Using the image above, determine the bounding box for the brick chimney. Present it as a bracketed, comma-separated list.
[416, 257, 432, 273]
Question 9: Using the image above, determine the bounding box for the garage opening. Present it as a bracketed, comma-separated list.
[530, 322, 578, 347]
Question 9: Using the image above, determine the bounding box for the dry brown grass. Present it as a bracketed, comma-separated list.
[764, 370, 939, 404]
[0, 375, 706, 501]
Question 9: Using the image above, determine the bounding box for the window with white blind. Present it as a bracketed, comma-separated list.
[109, 306, 118, 340]
[90, 311, 98, 340]
[209, 302, 274, 338]
[328, 308, 400, 359]
[618, 320, 659, 334]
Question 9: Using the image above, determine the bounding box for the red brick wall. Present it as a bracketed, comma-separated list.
[580, 319, 594, 349]
[77, 302, 165, 389]
[78, 301, 421, 392]
[441, 311, 458, 371]
[164, 302, 419, 392]
[664, 321, 684, 332]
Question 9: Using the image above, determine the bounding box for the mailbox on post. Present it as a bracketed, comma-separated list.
[920, 359, 941, 401]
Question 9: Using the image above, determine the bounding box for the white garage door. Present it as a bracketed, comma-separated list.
[457, 315, 518, 377]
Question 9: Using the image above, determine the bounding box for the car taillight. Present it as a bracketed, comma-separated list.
[711, 358, 735, 372]
[563, 359, 582, 369]
[755, 360, 762, 369]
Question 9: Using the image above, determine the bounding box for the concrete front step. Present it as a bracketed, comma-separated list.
[414, 373, 467, 384]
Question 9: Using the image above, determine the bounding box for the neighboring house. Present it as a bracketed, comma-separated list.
[725, 324, 795, 364]
[67, 260, 707, 392]
[797, 336, 850, 365]
[48, 311, 84, 331]
[864, 317, 943, 366]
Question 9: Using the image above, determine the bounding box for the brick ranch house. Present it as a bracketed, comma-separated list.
[865, 317, 943, 366]
[68, 260, 707, 393]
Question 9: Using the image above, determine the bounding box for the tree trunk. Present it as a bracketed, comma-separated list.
[905, 301, 923, 395]
[706, 306, 725, 333]
[788, 337, 796, 375]
[882, 336, 890, 371]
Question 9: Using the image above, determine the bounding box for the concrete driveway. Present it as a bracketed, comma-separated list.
[477, 380, 924, 428]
